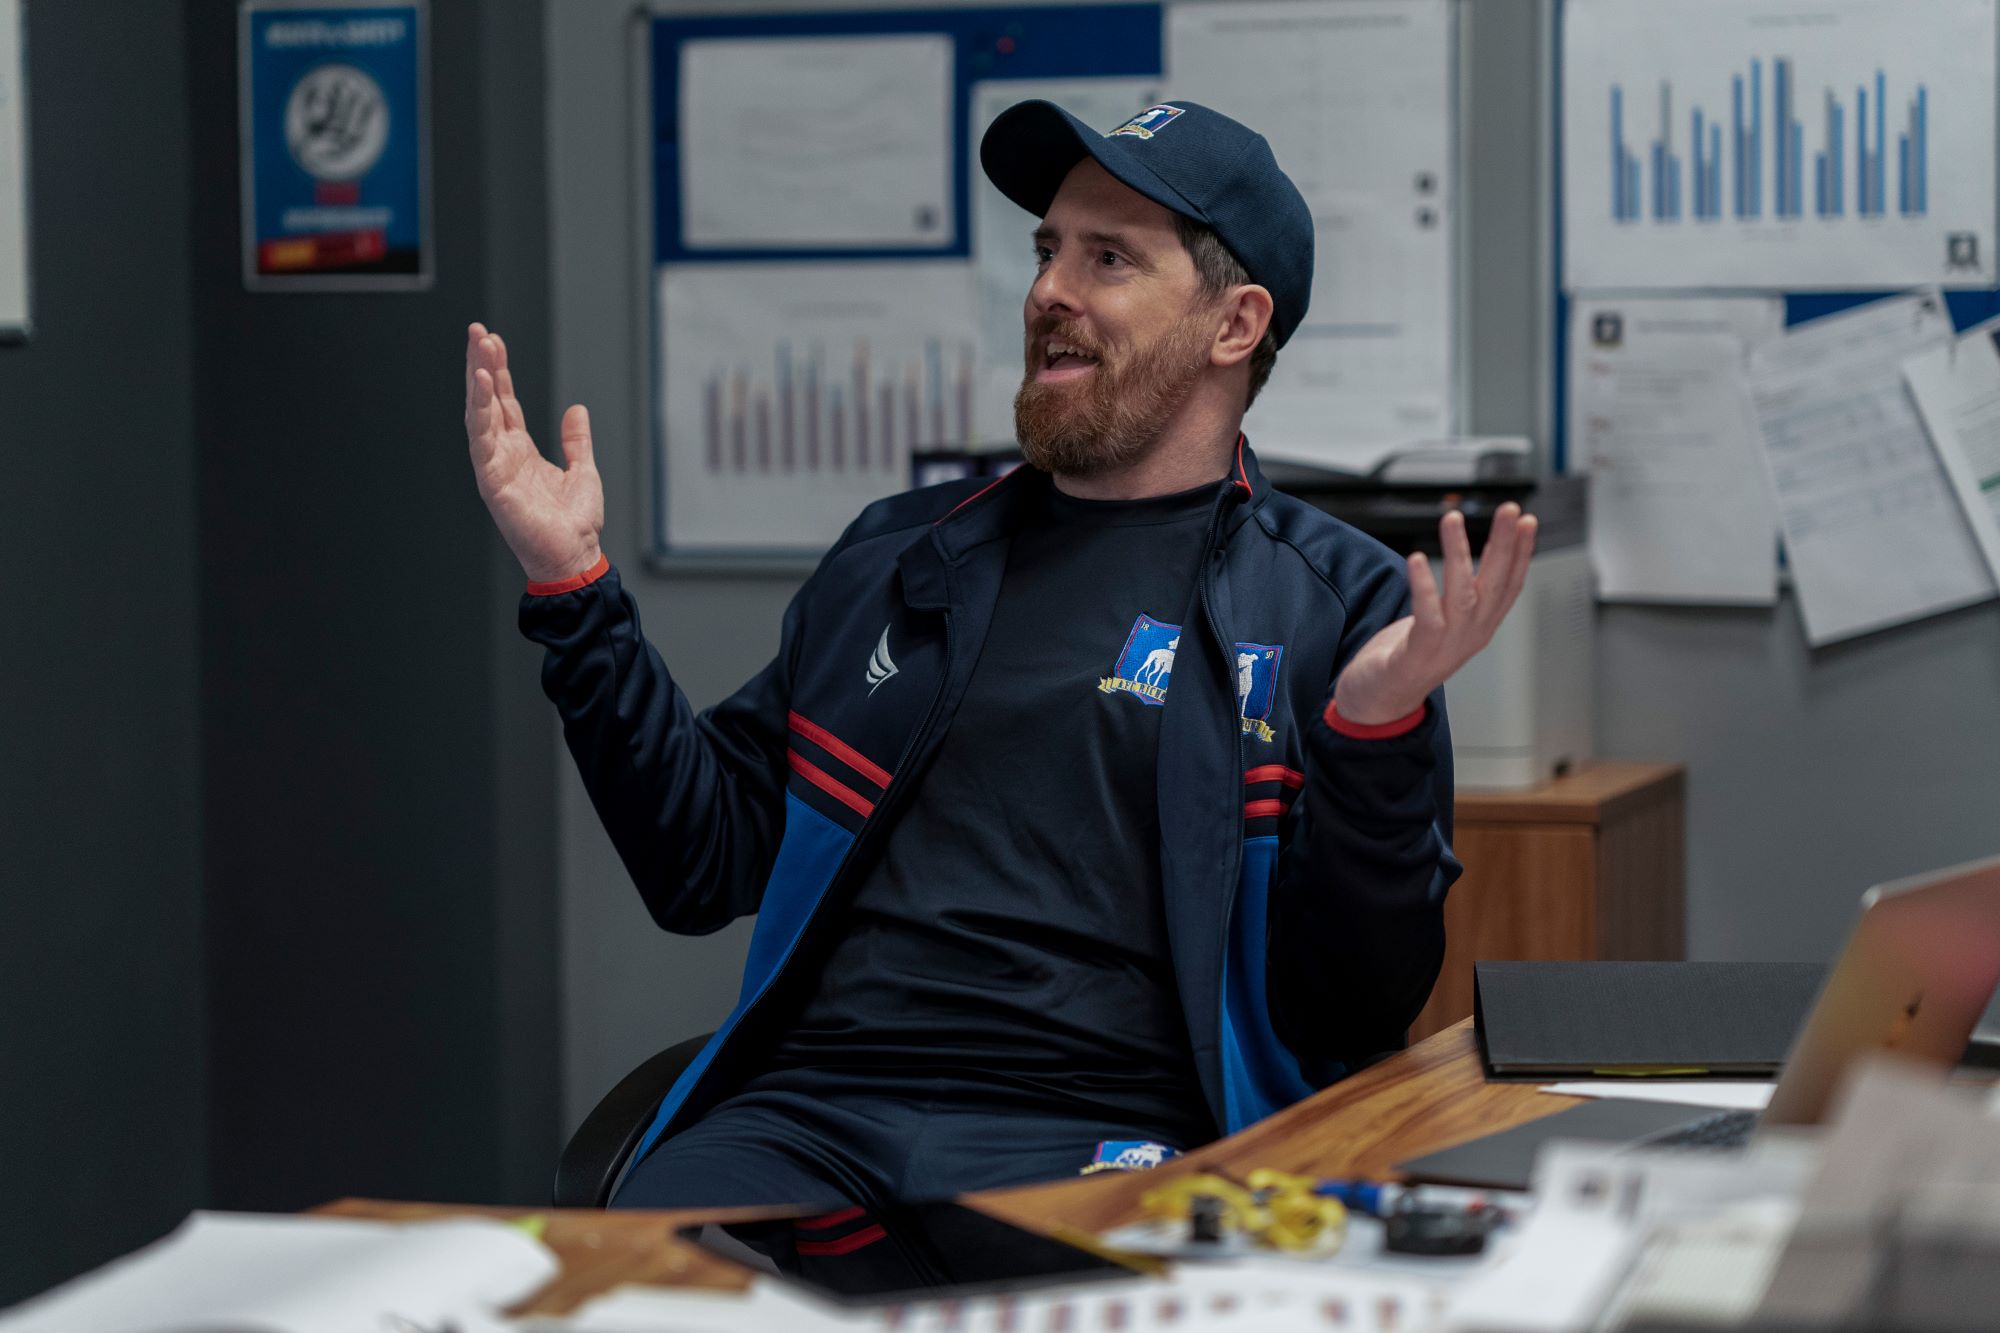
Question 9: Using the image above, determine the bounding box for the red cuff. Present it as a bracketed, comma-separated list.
[1323, 699, 1427, 740]
[525, 553, 610, 596]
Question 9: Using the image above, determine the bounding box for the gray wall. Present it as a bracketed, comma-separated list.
[546, 0, 2000, 1130]
[186, 0, 560, 1211]
[0, 1, 205, 1306]
[3, 0, 562, 1303]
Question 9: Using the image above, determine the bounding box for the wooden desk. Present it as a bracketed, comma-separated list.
[1412, 761, 1686, 1040]
[322, 1022, 1577, 1317]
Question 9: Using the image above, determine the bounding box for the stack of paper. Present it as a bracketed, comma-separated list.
[0, 1212, 558, 1333]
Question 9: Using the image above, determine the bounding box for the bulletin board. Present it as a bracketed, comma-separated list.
[1552, 0, 2000, 642]
[642, 1, 1466, 560]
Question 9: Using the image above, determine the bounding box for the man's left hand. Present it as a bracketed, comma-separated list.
[1332, 502, 1539, 727]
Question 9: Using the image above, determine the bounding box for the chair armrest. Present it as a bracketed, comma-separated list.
[553, 1031, 714, 1208]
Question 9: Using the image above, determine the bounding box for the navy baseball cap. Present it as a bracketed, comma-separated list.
[979, 100, 1314, 348]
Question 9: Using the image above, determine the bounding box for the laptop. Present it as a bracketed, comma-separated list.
[1397, 853, 2000, 1191]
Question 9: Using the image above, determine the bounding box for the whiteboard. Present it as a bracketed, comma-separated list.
[0, 0, 28, 337]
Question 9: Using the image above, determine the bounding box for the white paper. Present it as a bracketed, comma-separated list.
[1168, 0, 1457, 472]
[0, 0, 26, 333]
[1543, 1079, 1778, 1111]
[1447, 1139, 1816, 1332]
[969, 77, 1166, 448]
[1902, 321, 2000, 585]
[1570, 296, 1785, 604]
[1746, 290, 1995, 643]
[0, 1212, 558, 1333]
[1563, 0, 1999, 291]
[558, 1259, 1449, 1333]
[680, 36, 953, 250]
[658, 262, 978, 552]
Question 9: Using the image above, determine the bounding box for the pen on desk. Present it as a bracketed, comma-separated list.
[1312, 1178, 1520, 1224]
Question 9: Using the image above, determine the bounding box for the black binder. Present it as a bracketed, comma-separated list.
[1472, 961, 1828, 1079]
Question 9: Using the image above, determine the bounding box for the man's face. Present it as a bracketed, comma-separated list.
[1014, 158, 1217, 477]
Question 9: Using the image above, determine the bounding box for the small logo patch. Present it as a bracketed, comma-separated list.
[1082, 1140, 1179, 1174]
[865, 626, 898, 694]
[1234, 640, 1284, 744]
[1100, 614, 1181, 706]
[1107, 104, 1186, 140]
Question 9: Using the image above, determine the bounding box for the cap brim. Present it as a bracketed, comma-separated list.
[979, 100, 1206, 226]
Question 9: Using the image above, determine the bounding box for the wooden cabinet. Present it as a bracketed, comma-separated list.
[1409, 761, 1686, 1041]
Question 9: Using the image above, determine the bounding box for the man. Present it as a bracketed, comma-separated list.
[464, 101, 1536, 1209]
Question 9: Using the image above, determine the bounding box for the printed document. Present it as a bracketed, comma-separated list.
[1168, 0, 1457, 471]
[1570, 296, 1784, 603]
[1746, 290, 1994, 644]
[680, 36, 953, 250]
[658, 262, 977, 553]
[1902, 320, 2000, 584]
[1564, 0, 1998, 290]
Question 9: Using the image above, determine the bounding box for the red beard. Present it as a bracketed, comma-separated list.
[1014, 311, 1215, 477]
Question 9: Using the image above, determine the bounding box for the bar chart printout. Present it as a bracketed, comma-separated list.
[1566, 0, 1995, 289]
[659, 263, 978, 553]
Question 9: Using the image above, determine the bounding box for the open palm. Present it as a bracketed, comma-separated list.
[1333, 503, 1538, 725]
[464, 322, 604, 584]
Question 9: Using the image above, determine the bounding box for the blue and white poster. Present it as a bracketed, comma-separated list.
[239, 1, 430, 289]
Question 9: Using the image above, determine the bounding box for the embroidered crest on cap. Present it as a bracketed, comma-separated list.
[1107, 104, 1186, 140]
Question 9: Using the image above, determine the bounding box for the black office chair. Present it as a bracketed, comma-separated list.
[552, 1031, 713, 1208]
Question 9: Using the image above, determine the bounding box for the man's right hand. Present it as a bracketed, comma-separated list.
[464, 322, 606, 584]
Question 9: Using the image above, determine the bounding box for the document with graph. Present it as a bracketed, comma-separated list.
[1563, 0, 1997, 290]
[658, 262, 978, 553]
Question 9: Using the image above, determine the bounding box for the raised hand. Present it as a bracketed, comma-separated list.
[1332, 503, 1539, 726]
[464, 322, 605, 584]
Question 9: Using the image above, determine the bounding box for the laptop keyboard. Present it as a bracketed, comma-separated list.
[1643, 1109, 1760, 1151]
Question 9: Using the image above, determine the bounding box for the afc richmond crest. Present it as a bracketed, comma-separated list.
[1100, 615, 1285, 742]
[1107, 104, 1186, 140]
[1100, 614, 1181, 706]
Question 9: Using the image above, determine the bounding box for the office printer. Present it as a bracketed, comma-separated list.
[1273, 457, 1592, 791]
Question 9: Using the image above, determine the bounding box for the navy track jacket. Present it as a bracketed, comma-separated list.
[521, 441, 1462, 1165]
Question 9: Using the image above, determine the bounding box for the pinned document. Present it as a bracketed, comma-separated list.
[1570, 296, 1783, 604]
[1745, 290, 1995, 645]
[1902, 319, 2000, 585]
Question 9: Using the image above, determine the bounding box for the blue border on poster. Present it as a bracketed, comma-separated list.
[647, 3, 1163, 555]
[650, 4, 1164, 267]
[1549, 0, 2000, 472]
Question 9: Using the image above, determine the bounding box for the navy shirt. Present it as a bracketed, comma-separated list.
[761, 478, 1223, 1149]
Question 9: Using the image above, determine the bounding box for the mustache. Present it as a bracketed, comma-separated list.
[1025, 317, 1107, 363]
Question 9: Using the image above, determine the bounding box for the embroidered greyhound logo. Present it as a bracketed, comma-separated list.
[865, 626, 898, 695]
[1100, 614, 1180, 707]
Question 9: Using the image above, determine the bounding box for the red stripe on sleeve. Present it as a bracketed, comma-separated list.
[1322, 700, 1427, 740]
[787, 750, 875, 818]
[525, 552, 610, 596]
[788, 712, 893, 789]
[794, 1223, 887, 1257]
[1243, 799, 1287, 820]
[1243, 765, 1304, 788]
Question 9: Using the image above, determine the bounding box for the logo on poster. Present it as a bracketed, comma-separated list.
[285, 63, 389, 182]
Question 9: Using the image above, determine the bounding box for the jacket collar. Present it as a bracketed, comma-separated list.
[896, 435, 1272, 610]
